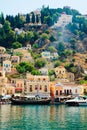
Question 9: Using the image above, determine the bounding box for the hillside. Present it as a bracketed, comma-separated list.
[0, 6, 87, 83]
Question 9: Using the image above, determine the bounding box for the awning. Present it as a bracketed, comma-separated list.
[15, 88, 23, 90]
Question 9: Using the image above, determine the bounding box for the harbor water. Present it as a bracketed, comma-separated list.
[0, 104, 87, 130]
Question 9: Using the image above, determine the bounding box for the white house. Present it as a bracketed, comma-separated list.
[3, 60, 11, 72]
[39, 68, 48, 75]
[41, 51, 58, 60]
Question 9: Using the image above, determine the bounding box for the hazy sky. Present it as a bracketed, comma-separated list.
[0, 0, 87, 16]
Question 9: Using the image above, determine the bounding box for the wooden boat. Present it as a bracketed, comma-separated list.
[11, 95, 51, 105]
[65, 96, 87, 106]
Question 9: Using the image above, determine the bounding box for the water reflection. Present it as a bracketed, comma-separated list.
[0, 105, 87, 130]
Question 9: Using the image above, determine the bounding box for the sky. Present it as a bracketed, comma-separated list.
[0, 0, 87, 16]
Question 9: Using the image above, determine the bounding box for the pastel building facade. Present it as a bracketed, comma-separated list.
[3, 60, 11, 72]
[41, 51, 58, 60]
[14, 48, 33, 62]
[55, 66, 68, 82]
[25, 73, 50, 97]
[11, 79, 24, 94]
[54, 82, 83, 98]
[22, 44, 31, 50]
[11, 56, 19, 64]
[0, 46, 6, 54]
[39, 68, 48, 75]
[0, 70, 8, 96]
[55, 66, 74, 82]
[0, 54, 11, 64]
[0, 71, 15, 96]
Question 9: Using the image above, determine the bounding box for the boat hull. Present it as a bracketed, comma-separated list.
[11, 98, 51, 105]
[66, 101, 79, 106]
[78, 102, 87, 106]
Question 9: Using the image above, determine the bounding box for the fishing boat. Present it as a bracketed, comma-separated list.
[65, 96, 87, 106]
[11, 95, 51, 105]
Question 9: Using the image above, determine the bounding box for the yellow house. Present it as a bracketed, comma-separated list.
[55, 66, 74, 82]
[5, 85, 15, 95]
[55, 66, 67, 80]
[0, 85, 6, 96]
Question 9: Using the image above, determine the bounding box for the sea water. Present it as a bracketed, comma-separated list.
[0, 104, 87, 130]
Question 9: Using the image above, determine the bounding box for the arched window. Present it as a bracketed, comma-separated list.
[30, 85, 32, 92]
[43, 78, 46, 81]
[35, 85, 37, 90]
[64, 89, 66, 95]
[44, 85, 47, 92]
[40, 85, 42, 90]
[75, 89, 77, 93]
[17, 83, 19, 87]
[60, 90, 62, 95]
[70, 89, 72, 94]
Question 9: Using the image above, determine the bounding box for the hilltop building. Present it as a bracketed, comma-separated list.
[30, 10, 41, 24]
[54, 12, 72, 27]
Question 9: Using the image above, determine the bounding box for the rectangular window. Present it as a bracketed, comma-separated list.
[44, 85, 47, 92]
[35, 85, 37, 90]
[56, 90, 58, 95]
[75, 89, 77, 93]
[60, 90, 62, 95]
[64, 89, 66, 95]
[30, 85, 32, 92]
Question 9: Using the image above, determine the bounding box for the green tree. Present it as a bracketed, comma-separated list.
[49, 35, 56, 42]
[25, 31, 34, 44]
[3, 20, 11, 33]
[31, 69, 41, 75]
[0, 13, 5, 24]
[70, 38, 77, 50]
[17, 32, 25, 44]
[35, 58, 46, 68]
[14, 51, 23, 62]
[15, 14, 25, 28]
[40, 33, 49, 41]
[26, 14, 30, 23]
[31, 12, 35, 23]
[33, 43, 38, 49]
[48, 46, 57, 53]
[56, 42, 65, 55]
[63, 50, 73, 58]
[12, 42, 22, 49]
[36, 15, 39, 23]
[6, 15, 16, 28]
[48, 70, 55, 76]
[16, 62, 34, 73]
[44, 15, 53, 26]
[84, 75, 87, 80]
[54, 60, 62, 68]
